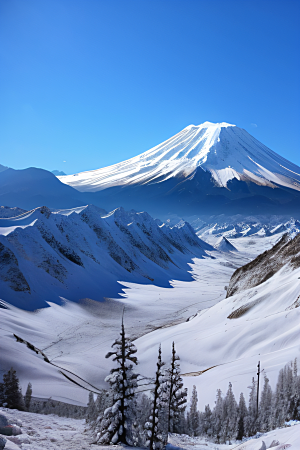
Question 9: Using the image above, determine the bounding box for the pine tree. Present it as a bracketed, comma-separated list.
[86, 392, 97, 424]
[188, 385, 199, 436]
[2, 368, 24, 410]
[258, 374, 273, 432]
[221, 382, 238, 444]
[244, 377, 257, 436]
[211, 389, 223, 443]
[166, 342, 187, 433]
[94, 317, 138, 445]
[24, 382, 32, 411]
[201, 404, 212, 437]
[236, 392, 247, 440]
[145, 345, 168, 450]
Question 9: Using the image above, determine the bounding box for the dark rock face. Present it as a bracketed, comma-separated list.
[226, 233, 300, 297]
[0, 242, 31, 293]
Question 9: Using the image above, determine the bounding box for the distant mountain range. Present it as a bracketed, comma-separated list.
[0, 205, 211, 310]
[1, 122, 300, 217]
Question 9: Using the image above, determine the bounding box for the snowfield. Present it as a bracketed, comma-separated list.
[0, 408, 299, 449]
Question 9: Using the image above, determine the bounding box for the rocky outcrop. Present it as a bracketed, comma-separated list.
[226, 233, 300, 297]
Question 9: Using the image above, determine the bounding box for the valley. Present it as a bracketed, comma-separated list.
[1, 205, 298, 414]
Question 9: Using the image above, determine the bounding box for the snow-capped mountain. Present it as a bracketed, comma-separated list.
[58, 122, 300, 216]
[59, 122, 300, 192]
[195, 216, 300, 246]
[0, 205, 211, 310]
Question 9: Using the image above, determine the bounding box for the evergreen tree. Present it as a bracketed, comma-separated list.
[236, 392, 247, 440]
[166, 342, 187, 433]
[244, 377, 257, 436]
[188, 385, 199, 436]
[289, 358, 300, 420]
[145, 345, 168, 450]
[221, 382, 238, 444]
[94, 317, 138, 445]
[2, 368, 24, 410]
[201, 404, 212, 437]
[258, 374, 273, 432]
[24, 382, 32, 411]
[211, 389, 223, 443]
[86, 392, 97, 424]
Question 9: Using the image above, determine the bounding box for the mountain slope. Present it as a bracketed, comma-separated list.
[226, 232, 300, 297]
[134, 237, 300, 409]
[0, 167, 88, 210]
[215, 236, 238, 252]
[58, 122, 300, 216]
[0, 205, 211, 310]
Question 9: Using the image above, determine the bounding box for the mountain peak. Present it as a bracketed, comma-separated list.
[186, 121, 236, 130]
[59, 122, 300, 194]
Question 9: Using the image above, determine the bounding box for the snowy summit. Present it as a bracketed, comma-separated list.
[59, 121, 300, 192]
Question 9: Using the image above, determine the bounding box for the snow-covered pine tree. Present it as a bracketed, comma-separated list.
[273, 363, 293, 427]
[24, 382, 32, 411]
[211, 389, 223, 443]
[289, 358, 300, 420]
[236, 392, 247, 440]
[244, 377, 257, 437]
[94, 316, 138, 445]
[200, 404, 213, 437]
[221, 382, 238, 444]
[145, 345, 168, 450]
[188, 385, 200, 436]
[258, 374, 273, 432]
[166, 342, 187, 433]
[86, 392, 97, 424]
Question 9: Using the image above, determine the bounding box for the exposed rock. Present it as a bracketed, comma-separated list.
[226, 233, 300, 297]
[0, 243, 30, 293]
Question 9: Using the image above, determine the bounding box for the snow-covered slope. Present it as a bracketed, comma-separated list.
[59, 122, 300, 192]
[134, 244, 300, 410]
[226, 232, 300, 297]
[0, 228, 288, 406]
[0, 205, 211, 309]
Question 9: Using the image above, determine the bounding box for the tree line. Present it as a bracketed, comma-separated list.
[1, 322, 299, 447]
[185, 358, 300, 444]
[86, 319, 300, 446]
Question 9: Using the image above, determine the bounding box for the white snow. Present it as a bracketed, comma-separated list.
[1, 408, 299, 449]
[0, 224, 295, 409]
[58, 122, 300, 192]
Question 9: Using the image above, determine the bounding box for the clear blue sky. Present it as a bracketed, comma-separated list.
[0, 0, 299, 174]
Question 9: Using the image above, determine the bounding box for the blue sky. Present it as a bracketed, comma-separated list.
[0, 0, 299, 174]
